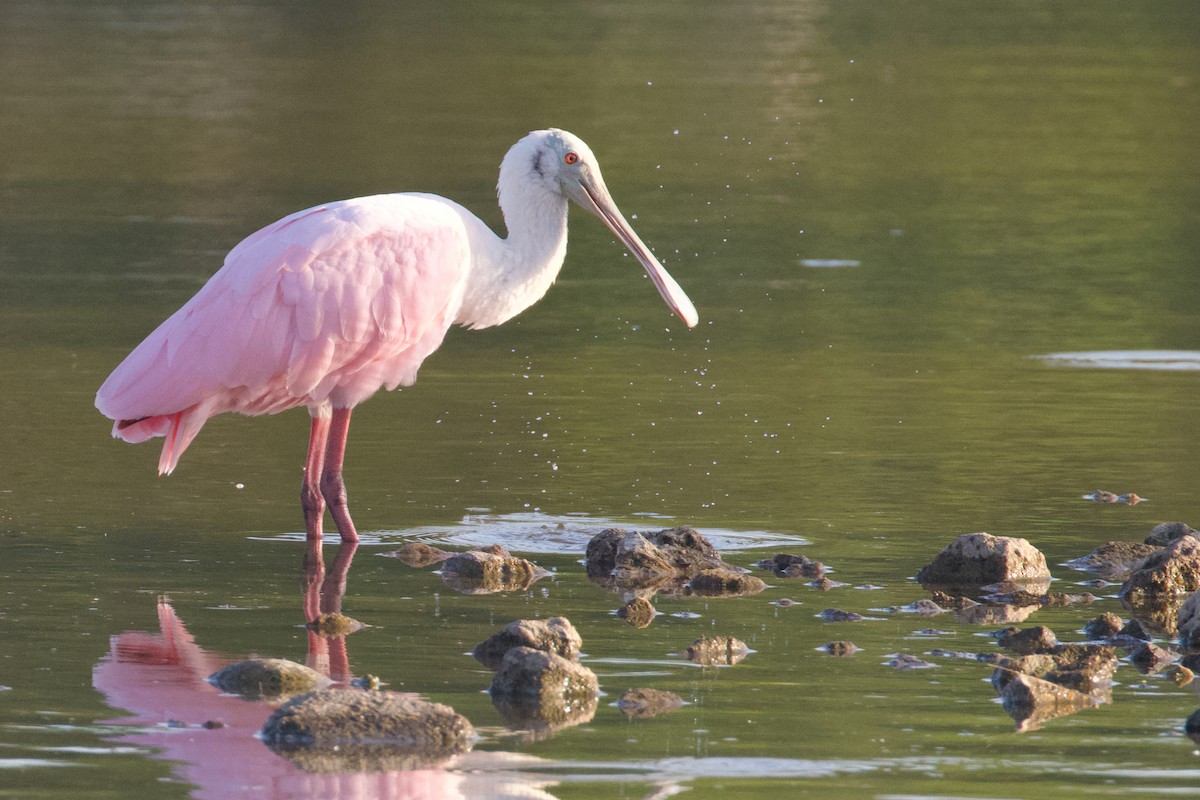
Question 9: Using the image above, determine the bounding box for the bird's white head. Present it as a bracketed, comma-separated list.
[501, 129, 699, 328]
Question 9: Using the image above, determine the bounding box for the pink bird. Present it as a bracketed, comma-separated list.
[96, 129, 699, 543]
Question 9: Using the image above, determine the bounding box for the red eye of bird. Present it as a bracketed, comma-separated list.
[564, 152, 580, 165]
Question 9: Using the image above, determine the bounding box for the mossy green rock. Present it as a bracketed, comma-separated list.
[208, 658, 329, 699]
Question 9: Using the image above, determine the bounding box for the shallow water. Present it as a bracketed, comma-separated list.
[3, 1, 1200, 798]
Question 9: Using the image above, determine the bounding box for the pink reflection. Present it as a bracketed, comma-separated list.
[91, 542, 470, 800]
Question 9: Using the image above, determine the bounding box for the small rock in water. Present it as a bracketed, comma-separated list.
[1000, 673, 1101, 733]
[901, 599, 946, 615]
[615, 688, 685, 719]
[307, 612, 364, 637]
[1082, 612, 1124, 641]
[770, 598, 800, 607]
[916, 532, 1051, 589]
[822, 640, 860, 656]
[440, 549, 548, 594]
[261, 689, 474, 771]
[490, 647, 599, 738]
[886, 653, 936, 670]
[208, 658, 330, 699]
[472, 617, 583, 669]
[1128, 642, 1176, 675]
[684, 636, 751, 666]
[1145, 522, 1199, 547]
[818, 608, 865, 622]
[1082, 490, 1144, 505]
[687, 569, 767, 597]
[381, 542, 454, 567]
[618, 597, 657, 628]
[995, 626, 1059, 655]
[1065, 541, 1158, 580]
[752, 553, 826, 579]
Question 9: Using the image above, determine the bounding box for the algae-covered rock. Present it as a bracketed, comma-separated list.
[995, 626, 1059, 655]
[1177, 589, 1200, 649]
[684, 636, 750, 666]
[916, 532, 1051, 589]
[472, 617, 582, 670]
[261, 689, 474, 773]
[208, 658, 329, 699]
[615, 688, 685, 719]
[1121, 537, 1200, 600]
[440, 549, 548, 594]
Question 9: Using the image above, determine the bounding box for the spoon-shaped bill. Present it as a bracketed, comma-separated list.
[577, 181, 699, 328]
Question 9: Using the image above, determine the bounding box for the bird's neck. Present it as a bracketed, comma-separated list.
[457, 180, 570, 330]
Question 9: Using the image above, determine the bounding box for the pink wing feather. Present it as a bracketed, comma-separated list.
[96, 194, 473, 474]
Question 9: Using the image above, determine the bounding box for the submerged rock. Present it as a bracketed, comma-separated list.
[752, 553, 826, 579]
[472, 617, 582, 670]
[818, 608, 865, 622]
[381, 542, 453, 568]
[306, 612, 364, 637]
[823, 641, 860, 656]
[618, 597, 657, 628]
[208, 658, 329, 699]
[916, 532, 1051, 590]
[886, 654, 936, 670]
[261, 689, 474, 773]
[684, 636, 750, 666]
[687, 569, 767, 597]
[990, 647, 1118, 696]
[615, 688, 685, 719]
[1145, 522, 1199, 548]
[1065, 541, 1159, 580]
[440, 548, 548, 594]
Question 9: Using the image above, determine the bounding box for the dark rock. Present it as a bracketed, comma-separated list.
[618, 597, 657, 628]
[1000, 673, 1101, 732]
[687, 569, 767, 597]
[1065, 541, 1159, 579]
[823, 641, 859, 656]
[1129, 642, 1176, 675]
[752, 553, 826, 579]
[440, 550, 548, 594]
[1119, 619, 1151, 642]
[1145, 522, 1200, 548]
[260, 689, 474, 772]
[306, 613, 364, 637]
[1177, 589, 1200, 649]
[684, 636, 750, 666]
[1187, 709, 1200, 746]
[615, 688, 685, 719]
[586, 527, 722, 580]
[995, 626, 1059, 655]
[1083, 612, 1124, 640]
[381, 542, 453, 567]
[208, 658, 329, 699]
[818, 608, 865, 622]
[916, 532, 1051, 590]
[472, 617, 582, 670]
[490, 647, 599, 701]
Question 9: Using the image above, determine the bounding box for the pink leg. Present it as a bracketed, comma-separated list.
[320, 407, 359, 543]
[302, 416, 331, 541]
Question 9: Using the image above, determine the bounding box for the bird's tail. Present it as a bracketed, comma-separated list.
[111, 403, 212, 475]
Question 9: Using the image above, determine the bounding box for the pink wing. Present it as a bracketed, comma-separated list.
[96, 194, 473, 474]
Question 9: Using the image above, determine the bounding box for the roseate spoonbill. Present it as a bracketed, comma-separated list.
[96, 128, 698, 543]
